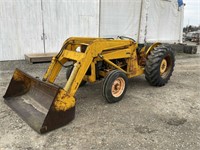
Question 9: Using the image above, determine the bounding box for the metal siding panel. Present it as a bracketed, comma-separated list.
[0, 0, 43, 61]
[100, 0, 142, 40]
[145, 0, 182, 43]
[42, 0, 99, 53]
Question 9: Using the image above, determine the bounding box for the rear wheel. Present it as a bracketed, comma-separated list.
[102, 70, 128, 103]
[145, 45, 175, 86]
[66, 66, 87, 86]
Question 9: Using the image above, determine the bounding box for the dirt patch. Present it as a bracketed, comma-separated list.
[135, 125, 157, 134]
[167, 117, 187, 126]
[0, 46, 200, 149]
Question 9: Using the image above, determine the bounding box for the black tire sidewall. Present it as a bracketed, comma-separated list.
[102, 70, 119, 97]
[158, 49, 175, 83]
[104, 71, 128, 103]
[145, 46, 175, 86]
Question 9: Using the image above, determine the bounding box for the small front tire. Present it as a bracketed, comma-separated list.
[102, 70, 128, 103]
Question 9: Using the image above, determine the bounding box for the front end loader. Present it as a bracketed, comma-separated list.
[3, 37, 175, 134]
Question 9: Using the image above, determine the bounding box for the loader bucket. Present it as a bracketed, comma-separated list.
[3, 68, 75, 134]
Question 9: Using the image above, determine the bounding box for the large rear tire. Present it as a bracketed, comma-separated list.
[145, 45, 175, 86]
[102, 70, 128, 103]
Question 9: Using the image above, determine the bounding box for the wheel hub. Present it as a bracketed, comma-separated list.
[160, 59, 167, 74]
[111, 77, 125, 97]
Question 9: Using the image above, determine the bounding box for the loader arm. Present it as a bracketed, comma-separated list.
[42, 38, 134, 111]
[3, 37, 141, 134]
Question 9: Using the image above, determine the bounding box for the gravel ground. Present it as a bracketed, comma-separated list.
[0, 46, 200, 150]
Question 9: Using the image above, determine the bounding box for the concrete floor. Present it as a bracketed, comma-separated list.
[0, 46, 200, 150]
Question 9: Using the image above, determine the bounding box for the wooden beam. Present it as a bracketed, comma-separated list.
[25, 53, 57, 63]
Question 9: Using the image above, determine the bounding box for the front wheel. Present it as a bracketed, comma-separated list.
[102, 70, 128, 103]
[145, 45, 175, 86]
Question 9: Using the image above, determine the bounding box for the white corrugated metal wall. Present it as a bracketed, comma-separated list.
[146, 0, 184, 43]
[0, 0, 99, 61]
[100, 0, 142, 39]
[42, 0, 99, 53]
[0, 0, 44, 60]
[100, 0, 184, 43]
[0, 0, 184, 61]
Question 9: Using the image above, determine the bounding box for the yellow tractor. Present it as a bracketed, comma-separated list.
[3, 37, 175, 134]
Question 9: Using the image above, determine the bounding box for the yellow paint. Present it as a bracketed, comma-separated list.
[42, 37, 160, 111]
[87, 62, 96, 82]
[13, 70, 24, 81]
[64, 62, 81, 92]
[54, 89, 75, 111]
[145, 42, 161, 57]
[12, 70, 31, 88]
[99, 54, 128, 74]
[160, 59, 167, 74]
[43, 57, 56, 81]
[62, 50, 85, 61]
